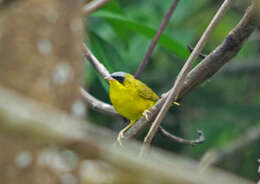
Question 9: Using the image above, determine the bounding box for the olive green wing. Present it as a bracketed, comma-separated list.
[135, 80, 159, 102]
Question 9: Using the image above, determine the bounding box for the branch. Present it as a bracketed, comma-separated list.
[135, 0, 180, 78]
[180, 3, 259, 98]
[140, 0, 234, 156]
[80, 85, 204, 146]
[82, 42, 110, 79]
[82, 0, 111, 15]
[0, 87, 253, 184]
[122, 1, 259, 143]
[159, 127, 205, 145]
[80, 87, 119, 117]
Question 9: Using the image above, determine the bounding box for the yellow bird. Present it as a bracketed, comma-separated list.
[105, 72, 179, 143]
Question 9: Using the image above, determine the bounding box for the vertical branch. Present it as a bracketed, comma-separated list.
[135, 0, 180, 79]
[140, 0, 234, 157]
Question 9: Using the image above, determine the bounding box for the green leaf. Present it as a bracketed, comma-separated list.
[90, 11, 190, 60]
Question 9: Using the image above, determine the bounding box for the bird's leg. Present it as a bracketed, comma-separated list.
[117, 122, 134, 146]
[142, 110, 151, 121]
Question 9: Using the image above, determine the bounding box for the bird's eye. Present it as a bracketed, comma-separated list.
[112, 76, 124, 84]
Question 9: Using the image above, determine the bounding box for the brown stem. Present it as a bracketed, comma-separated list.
[135, 0, 180, 79]
[159, 127, 205, 145]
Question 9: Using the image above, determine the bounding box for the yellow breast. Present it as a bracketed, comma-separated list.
[109, 80, 155, 123]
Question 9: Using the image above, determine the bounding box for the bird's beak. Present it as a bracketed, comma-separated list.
[104, 75, 113, 81]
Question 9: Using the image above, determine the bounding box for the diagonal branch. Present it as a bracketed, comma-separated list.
[179, 3, 259, 98]
[140, 0, 234, 156]
[135, 0, 180, 78]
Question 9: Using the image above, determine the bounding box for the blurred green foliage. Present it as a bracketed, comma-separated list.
[85, 0, 260, 181]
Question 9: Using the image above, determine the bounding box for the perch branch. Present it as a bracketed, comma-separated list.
[135, 0, 180, 78]
[81, 86, 204, 146]
[80, 87, 119, 117]
[140, 0, 234, 156]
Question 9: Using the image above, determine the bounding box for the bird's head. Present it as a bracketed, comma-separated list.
[105, 72, 134, 87]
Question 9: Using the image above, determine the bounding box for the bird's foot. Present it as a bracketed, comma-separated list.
[142, 110, 151, 121]
[117, 131, 125, 146]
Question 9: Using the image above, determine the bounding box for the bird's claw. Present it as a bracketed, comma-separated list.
[117, 131, 125, 146]
[142, 110, 151, 121]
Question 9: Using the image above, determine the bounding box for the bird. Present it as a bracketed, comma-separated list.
[105, 72, 179, 144]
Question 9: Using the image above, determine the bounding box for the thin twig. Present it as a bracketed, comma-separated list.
[80, 87, 119, 117]
[82, 42, 110, 79]
[82, 0, 111, 15]
[159, 127, 205, 145]
[140, 0, 233, 157]
[135, 0, 180, 79]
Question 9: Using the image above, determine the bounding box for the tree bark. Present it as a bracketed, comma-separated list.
[0, 0, 83, 183]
